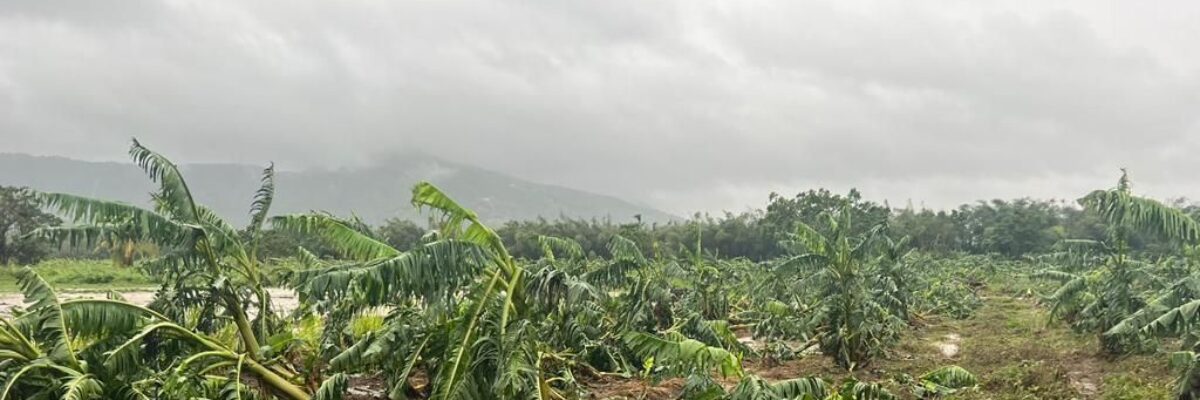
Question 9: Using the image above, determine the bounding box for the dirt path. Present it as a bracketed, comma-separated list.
[0, 288, 299, 315]
[1067, 368, 1100, 398]
[918, 295, 1175, 399]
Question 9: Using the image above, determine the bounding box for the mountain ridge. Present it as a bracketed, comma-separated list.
[0, 153, 678, 225]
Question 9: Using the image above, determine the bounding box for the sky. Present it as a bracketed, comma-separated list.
[3, 0, 1200, 215]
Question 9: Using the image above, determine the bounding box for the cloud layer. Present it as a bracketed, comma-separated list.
[3, 0, 1199, 213]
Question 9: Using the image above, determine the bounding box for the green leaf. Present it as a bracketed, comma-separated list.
[272, 214, 400, 261]
[129, 139, 201, 223]
[313, 373, 348, 400]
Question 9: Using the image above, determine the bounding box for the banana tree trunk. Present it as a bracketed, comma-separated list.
[245, 357, 311, 400]
[226, 294, 262, 357]
[122, 240, 135, 266]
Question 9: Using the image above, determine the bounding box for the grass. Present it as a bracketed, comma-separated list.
[0, 257, 307, 292]
[0, 259, 156, 291]
[878, 293, 1172, 399]
[935, 295, 1170, 399]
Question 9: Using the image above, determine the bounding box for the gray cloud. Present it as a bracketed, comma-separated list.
[2, 0, 1199, 214]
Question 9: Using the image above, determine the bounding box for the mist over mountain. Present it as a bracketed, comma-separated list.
[0, 153, 677, 226]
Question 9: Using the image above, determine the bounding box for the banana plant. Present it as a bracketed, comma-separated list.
[777, 205, 904, 370]
[1038, 171, 1200, 353]
[623, 331, 743, 400]
[1122, 289, 1200, 398]
[0, 266, 351, 400]
[277, 182, 575, 399]
[873, 234, 916, 323]
[906, 365, 978, 398]
[726, 365, 975, 400]
[33, 140, 281, 355]
[0, 268, 111, 400]
[22, 139, 340, 400]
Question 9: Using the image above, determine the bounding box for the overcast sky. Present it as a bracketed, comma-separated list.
[3, 1, 1200, 214]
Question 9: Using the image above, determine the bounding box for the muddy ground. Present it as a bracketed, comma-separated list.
[0, 288, 299, 315]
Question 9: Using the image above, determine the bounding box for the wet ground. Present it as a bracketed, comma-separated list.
[0, 288, 299, 315]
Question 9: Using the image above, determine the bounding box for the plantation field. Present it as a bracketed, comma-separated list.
[582, 279, 1176, 399]
[3, 142, 1199, 400]
[1, 260, 1178, 399]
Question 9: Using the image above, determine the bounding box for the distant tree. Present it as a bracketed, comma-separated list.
[1057, 204, 1108, 243]
[762, 188, 889, 245]
[954, 199, 1061, 257]
[377, 217, 426, 251]
[498, 218, 623, 259]
[0, 186, 60, 264]
[652, 211, 776, 260]
[494, 187, 1139, 261]
[890, 208, 964, 253]
[250, 227, 340, 260]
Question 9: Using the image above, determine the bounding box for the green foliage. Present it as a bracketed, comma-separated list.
[8, 139, 315, 400]
[348, 312, 385, 339]
[252, 227, 342, 260]
[622, 331, 743, 378]
[728, 375, 831, 400]
[1034, 171, 1200, 354]
[272, 213, 399, 261]
[724, 369, 973, 400]
[912, 365, 978, 397]
[1080, 169, 1200, 245]
[0, 186, 61, 265]
[763, 188, 889, 245]
[377, 218, 427, 251]
[778, 206, 905, 369]
[312, 374, 348, 400]
[1101, 374, 1172, 400]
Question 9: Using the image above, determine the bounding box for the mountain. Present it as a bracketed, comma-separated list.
[0, 153, 677, 225]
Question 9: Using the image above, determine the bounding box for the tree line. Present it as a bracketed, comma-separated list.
[4, 184, 1197, 266]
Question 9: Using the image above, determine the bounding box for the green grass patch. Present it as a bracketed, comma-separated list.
[0, 259, 155, 291]
[935, 294, 1172, 399]
[1102, 374, 1173, 400]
